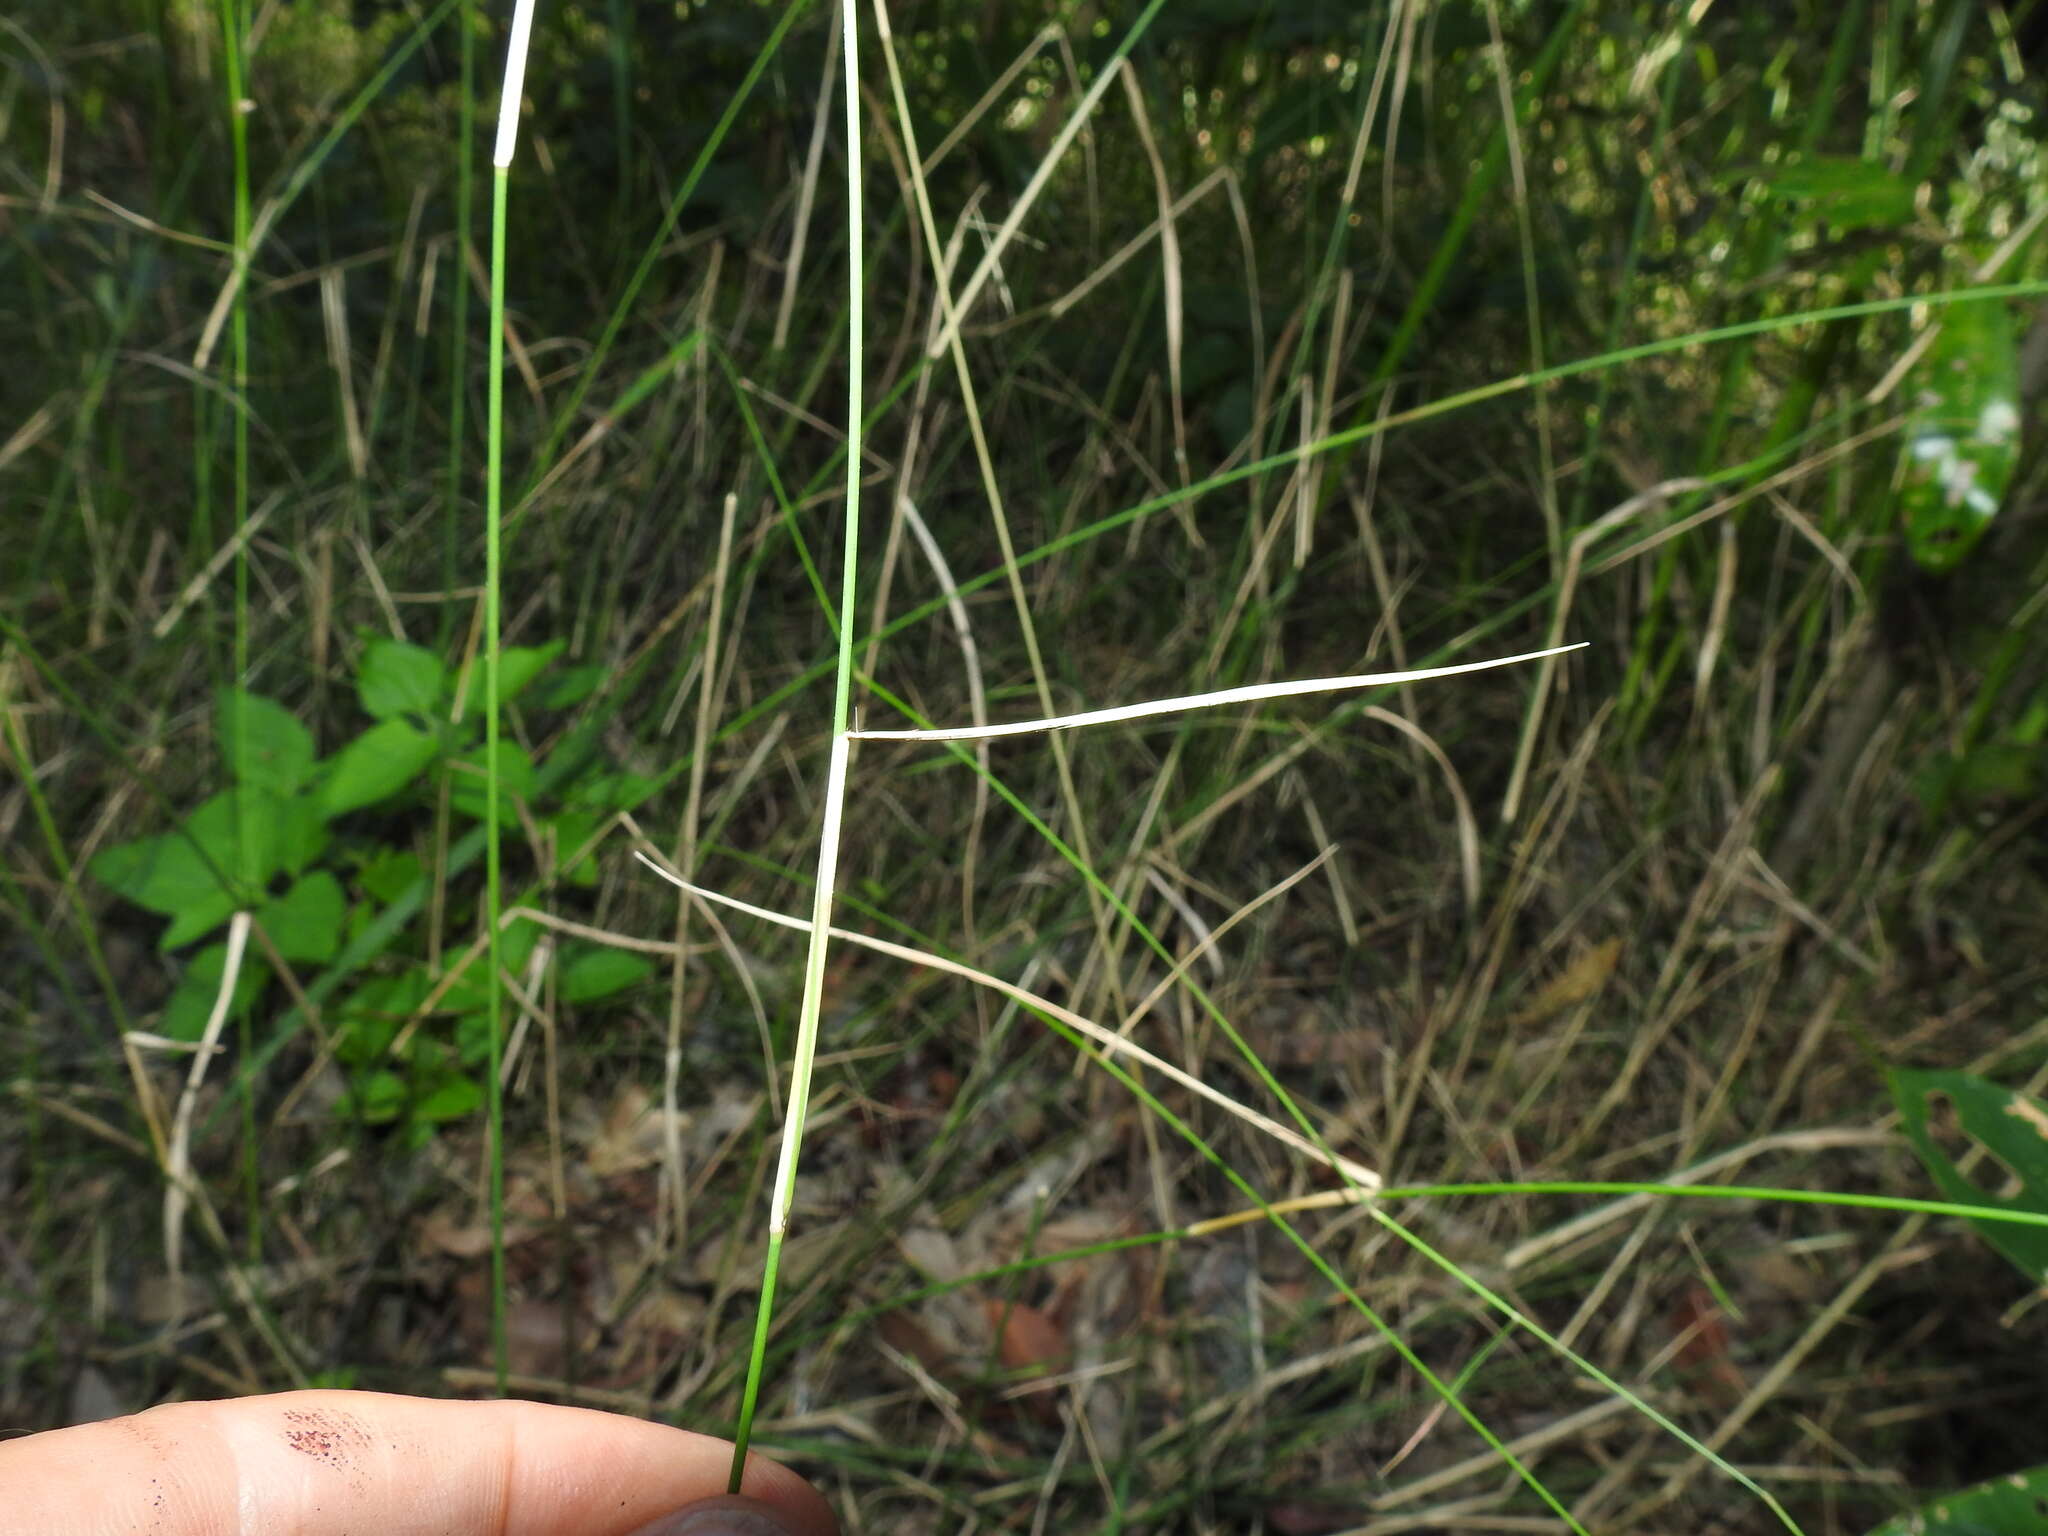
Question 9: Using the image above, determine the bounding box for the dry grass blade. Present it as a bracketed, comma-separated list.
[921, 7, 1165, 360]
[1120, 847, 1334, 1029]
[152, 491, 283, 639]
[850, 644, 1584, 742]
[898, 496, 989, 941]
[772, 16, 840, 349]
[163, 911, 251, 1315]
[631, 852, 1383, 1191]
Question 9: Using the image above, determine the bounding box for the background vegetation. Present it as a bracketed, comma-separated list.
[7, 0, 2048, 1530]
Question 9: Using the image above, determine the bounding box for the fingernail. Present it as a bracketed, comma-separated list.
[626, 1495, 797, 1536]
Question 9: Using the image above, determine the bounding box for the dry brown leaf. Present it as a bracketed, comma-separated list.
[505, 1298, 573, 1378]
[1505, 937, 1622, 1027]
[980, 1296, 1067, 1427]
[586, 1083, 690, 1177]
[1669, 1284, 1746, 1402]
[418, 1210, 540, 1258]
[985, 1298, 1068, 1374]
[1740, 1246, 1825, 1304]
[618, 1285, 705, 1351]
[876, 1310, 953, 1376]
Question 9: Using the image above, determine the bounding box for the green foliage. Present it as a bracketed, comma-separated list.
[356, 636, 448, 719]
[559, 945, 655, 1003]
[1889, 1068, 2048, 1286]
[90, 787, 324, 949]
[466, 640, 566, 706]
[1864, 1461, 2048, 1535]
[254, 871, 345, 964]
[215, 687, 315, 794]
[1915, 738, 2048, 815]
[89, 639, 653, 1140]
[447, 739, 537, 820]
[320, 717, 442, 818]
[1900, 292, 2021, 573]
[1884, 1071, 2048, 1529]
[1760, 155, 1919, 234]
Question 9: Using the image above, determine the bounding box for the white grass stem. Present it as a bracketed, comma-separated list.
[849, 643, 1583, 742]
[730, 0, 865, 1478]
[490, 0, 537, 168]
[163, 910, 251, 1310]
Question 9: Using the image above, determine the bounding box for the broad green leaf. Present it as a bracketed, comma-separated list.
[216, 689, 314, 793]
[278, 793, 331, 875]
[90, 835, 205, 914]
[358, 847, 424, 904]
[182, 789, 284, 891]
[455, 1011, 493, 1067]
[1762, 155, 1916, 233]
[559, 944, 655, 1003]
[543, 808, 604, 886]
[332, 968, 431, 1066]
[567, 769, 660, 811]
[446, 739, 537, 820]
[337, 1068, 407, 1124]
[254, 871, 344, 964]
[437, 915, 542, 1014]
[457, 640, 565, 707]
[537, 662, 608, 708]
[92, 790, 291, 950]
[319, 717, 441, 818]
[1889, 1068, 2048, 1285]
[343, 900, 374, 948]
[356, 636, 447, 720]
[152, 868, 240, 950]
[411, 1073, 484, 1123]
[1864, 1460, 2048, 1534]
[159, 941, 270, 1042]
[1901, 295, 2020, 573]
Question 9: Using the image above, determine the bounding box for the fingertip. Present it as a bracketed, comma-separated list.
[731, 1456, 841, 1536]
[624, 1493, 801, 1536]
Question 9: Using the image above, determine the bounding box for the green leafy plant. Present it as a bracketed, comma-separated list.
[1899, 287, 2022, 574]
[89, 635, 654, 1143]
[1878, 1069, 2048, 1534]
[1865, 1462, 2048, 1536]
[1890, 1068, 2048, 1287]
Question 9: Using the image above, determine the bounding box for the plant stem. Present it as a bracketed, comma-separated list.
[728, 0, 863, 1490]
[484, 0, 539, 1396]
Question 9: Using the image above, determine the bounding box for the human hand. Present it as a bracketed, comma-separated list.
[0, 1389, 837, 1536]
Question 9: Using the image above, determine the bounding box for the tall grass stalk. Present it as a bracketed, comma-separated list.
[482, 0, 540, 1393]
[213, 0, 263, 1264]
[444, 0, 476, 652]
[727, 0, 864, 1488]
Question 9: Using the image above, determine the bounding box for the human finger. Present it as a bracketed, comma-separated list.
[0, 1389, 837, 1536]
